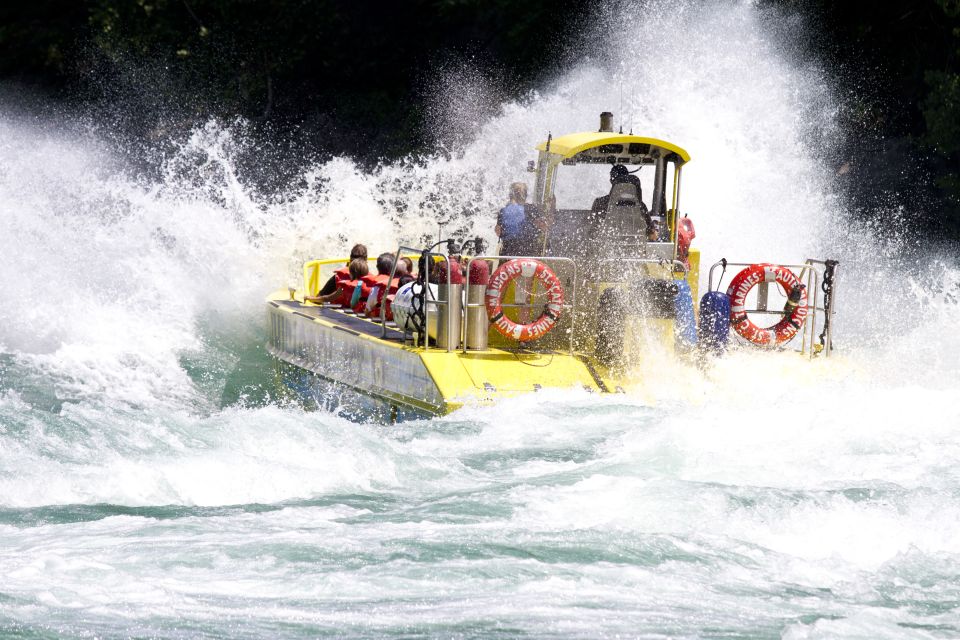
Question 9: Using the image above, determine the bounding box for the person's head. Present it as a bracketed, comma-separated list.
[349, 244, 368, 261]
[348, 257, 370, 280]
[609, 164, 630, 184]
[400, 256, 414, 274]
[376, 252, 395, 275]
[509, 182, 528, 204]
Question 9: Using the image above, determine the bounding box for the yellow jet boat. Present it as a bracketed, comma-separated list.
[266, 113, 839, 421]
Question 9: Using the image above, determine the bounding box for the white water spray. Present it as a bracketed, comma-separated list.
[0, 1, 958, 637]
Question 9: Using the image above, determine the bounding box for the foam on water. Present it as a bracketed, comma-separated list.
[1, 0, 959, 637]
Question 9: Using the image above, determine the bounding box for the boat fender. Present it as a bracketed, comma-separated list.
[484, 258, 564, 342]
[468, 259, 490, 285]
[466, 259, 491, 350]
[677, 216, 696, 268]
[698, 291, 731, 354]
[391, 281, 418, 331]
[432, 258, 465, 284]
[595, 287, 627, 367]
[726, 263, 808, 346]
[673, 280, 697, 351]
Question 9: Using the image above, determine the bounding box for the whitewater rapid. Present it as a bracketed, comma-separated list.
[2, 1, 959, 638]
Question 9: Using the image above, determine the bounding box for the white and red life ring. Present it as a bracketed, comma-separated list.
[726, 263, 808, 346]
[485, 259, 564, 342]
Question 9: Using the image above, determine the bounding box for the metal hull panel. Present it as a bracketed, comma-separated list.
[266, 295, 603, 419]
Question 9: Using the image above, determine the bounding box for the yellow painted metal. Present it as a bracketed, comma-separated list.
[670, 166, 681, 240]
[302, 254, 421, 299]
[268, 289, 603, 417]
[418, 347, 600, 404]
[686, 248, 701, 304]
[303, 260, 326, 297]
[536, 132, 691, 164]
[463, 352, 597, 391]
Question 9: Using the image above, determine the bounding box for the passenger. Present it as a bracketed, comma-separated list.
[591, 164, 656, 241]
[361, 253, 401, 316]
[305, 258, 369, 305]
[495, 182, 551, 257]
[394, 257, 412, 286]
[398, 256, 416, 285]
[316, 243, 368, 298]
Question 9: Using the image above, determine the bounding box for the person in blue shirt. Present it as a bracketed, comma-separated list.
[495, 182, 550, 257]
[494, 182, 556, 322]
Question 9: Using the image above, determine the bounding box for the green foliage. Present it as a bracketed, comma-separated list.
[0, 0, 959, 237]
[924, 71, 960, 156]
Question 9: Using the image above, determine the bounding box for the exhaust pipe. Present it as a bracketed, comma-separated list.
[599, 111, 614, 132]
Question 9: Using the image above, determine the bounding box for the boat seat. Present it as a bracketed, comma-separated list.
[598, 182, 648, 251]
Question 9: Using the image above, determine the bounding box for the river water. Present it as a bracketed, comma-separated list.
[2, 2, 959, 638]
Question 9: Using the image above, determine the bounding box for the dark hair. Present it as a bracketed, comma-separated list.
[376, 252, 395, 275]
[400, 256, 414, 274]
[610, 164, 630, 181]
[348, 258, 369, 279]
[349, 244, 368, 261]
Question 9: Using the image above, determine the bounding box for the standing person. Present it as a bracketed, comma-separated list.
[494, 183, 555, 322]
[495, 182, 545, 257]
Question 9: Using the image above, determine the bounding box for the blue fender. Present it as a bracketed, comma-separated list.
[673, 280, 698, 351]
[698, 291, 731, 354]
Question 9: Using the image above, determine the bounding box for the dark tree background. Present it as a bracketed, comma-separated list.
[2, 0, 960, 238]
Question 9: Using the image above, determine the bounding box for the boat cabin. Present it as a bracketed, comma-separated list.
[531, 113, 690, 267]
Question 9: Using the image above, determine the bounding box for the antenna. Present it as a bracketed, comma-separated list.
[618, 70, 624, 134]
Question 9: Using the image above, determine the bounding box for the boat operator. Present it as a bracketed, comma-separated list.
[591, 164, 658, 241]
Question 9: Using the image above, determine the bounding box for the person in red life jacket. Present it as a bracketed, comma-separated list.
[359, 253, 400, 315]
[305, 258, 369, 305]
[313, 243, 367, 299]
[397, 256, 415, 286]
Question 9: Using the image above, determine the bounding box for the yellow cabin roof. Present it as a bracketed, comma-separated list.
[535, 132, 690, 165]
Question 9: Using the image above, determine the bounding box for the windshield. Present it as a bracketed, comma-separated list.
[552, 164, 656, 210]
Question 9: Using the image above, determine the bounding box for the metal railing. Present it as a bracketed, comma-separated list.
[303, 249, 579, 355]
[301, 256, 383, 298]
[707, 259, 839, 358]
[379, 245, 459, 352]
[598, 256, 689, 278]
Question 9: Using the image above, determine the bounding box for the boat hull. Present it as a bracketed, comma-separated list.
[266, 295, 603, 421]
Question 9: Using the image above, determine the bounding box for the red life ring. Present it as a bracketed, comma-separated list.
[485, 259, 564, 342]
[726, 263, 808, 346]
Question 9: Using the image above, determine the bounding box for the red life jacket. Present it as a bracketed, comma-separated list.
[333, 266, 352, 284]
[364, 274, 400, 319]
[381, 293, 396, 322]
[342, 277, 371, 313]
[331, 279, 367, 307]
